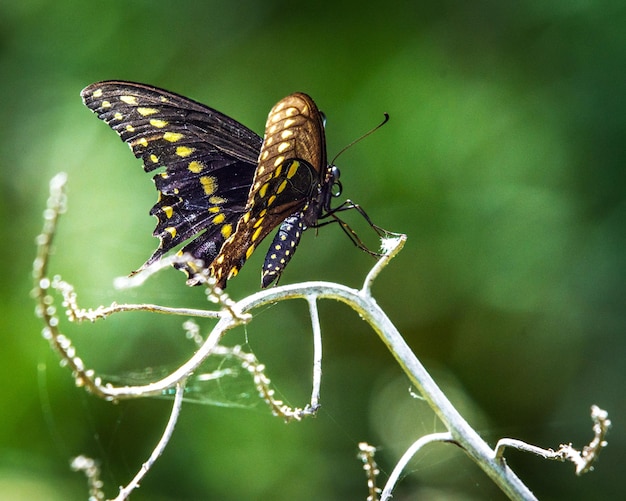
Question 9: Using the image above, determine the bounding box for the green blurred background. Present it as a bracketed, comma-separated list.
[1, 1, 624, 499]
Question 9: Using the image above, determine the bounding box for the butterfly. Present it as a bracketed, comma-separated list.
[81, 81, 380, 289]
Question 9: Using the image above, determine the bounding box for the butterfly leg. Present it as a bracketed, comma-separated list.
[314, 200, 392, 257]
[261, 213, 305, 288]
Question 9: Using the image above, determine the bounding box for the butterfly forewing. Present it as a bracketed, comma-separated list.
[209, 93, 328, 288]
[81, 82, 262, 168]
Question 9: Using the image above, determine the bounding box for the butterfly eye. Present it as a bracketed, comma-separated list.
[329, 166, 342, 197]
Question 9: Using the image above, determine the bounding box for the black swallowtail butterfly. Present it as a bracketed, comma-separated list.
[82, 81, 377, 289]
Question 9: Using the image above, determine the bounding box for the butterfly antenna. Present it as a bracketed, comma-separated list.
[330, 112, 390, 165]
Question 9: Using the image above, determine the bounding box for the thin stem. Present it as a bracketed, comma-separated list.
[362, 233, 407, 295]
[113, 380, 186, 501]
[495, 405, 611, 476]
[306, 295, 322, 412]
[381, 432, 454, 500]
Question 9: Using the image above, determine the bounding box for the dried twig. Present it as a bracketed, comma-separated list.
[495, 405, 611, 475]
[358, 442, 381, 501]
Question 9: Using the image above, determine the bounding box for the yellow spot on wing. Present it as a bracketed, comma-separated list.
[274, 155, 284, 167]
[276, 180, 287, 194]
[209, 196, 227, 205]
[176, 146, 194, 157]
[137, 137, 148, 147]
[253, 217, 264, 228]
[113, 112, 123, 120]
[252, 226, 263, 242]
[137, 107, 159, 116]
[101, 100, 111, 109]
[267, 195, 277, 206]
[188, 160, 204, 173]
[281, 129, 294, 139]
[284, 118, 295, 128]
[259, 183, 269, 198]
[125, 124, 135, 132]
[162, 205, 173, 218]
[92, 89, 103, 98]
[278, 141, 290, 153]
[150, 119, 168, 128]
[164, 131, 184, 142]
[212, 213, 225, 224]
[245, 244, 256, 260]
[287, 161, 299, 178]
[200, 176, 217, 195]
[221, 224, 233, 239]
[150, 154, 159, 163]
[208, 206, 220, 213]
[120, 95, 138, 105]
[165, 226, 177, 238]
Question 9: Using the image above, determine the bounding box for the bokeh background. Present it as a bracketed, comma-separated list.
[1, 1, 624, 499]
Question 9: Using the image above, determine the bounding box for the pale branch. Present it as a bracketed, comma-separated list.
[112, 381, 186, 501]
[361, 232, 406, 295]
[380, 432, 455, 501]
[226, 282, 537, 500]
[495, 405, 610, 476]
[54, 275, 223, 322]
[305, 294, 323, 413]
[72, 382, 187, 501]
[34, 174, 608, 501]
[34, 173, 531, 499]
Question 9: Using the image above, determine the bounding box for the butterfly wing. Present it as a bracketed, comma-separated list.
[81, 81, 262, 273]
[209, 92, 328, 288]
